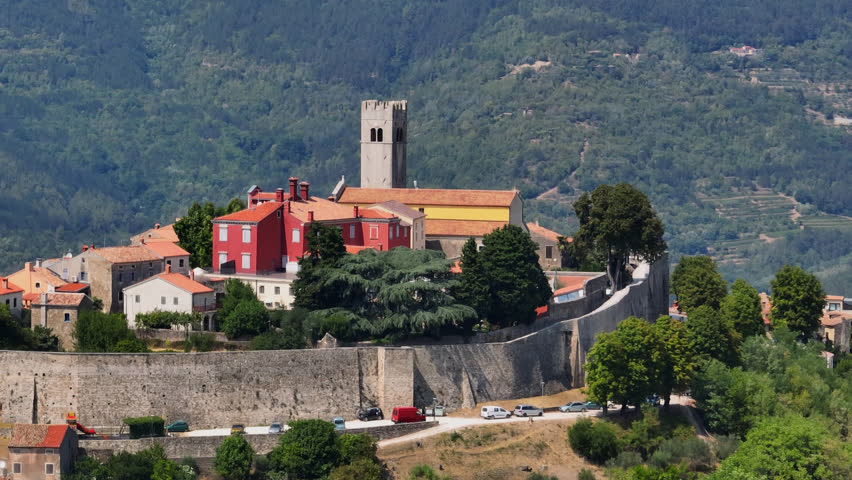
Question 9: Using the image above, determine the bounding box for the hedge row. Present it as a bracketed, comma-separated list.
[123, 416, 165, 439]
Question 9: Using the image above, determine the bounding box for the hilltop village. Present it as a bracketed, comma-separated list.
[1, 101, 850, 480]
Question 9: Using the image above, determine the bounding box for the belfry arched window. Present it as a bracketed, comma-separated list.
[377, 128, 383, 142]
[370, 128, 376, 142]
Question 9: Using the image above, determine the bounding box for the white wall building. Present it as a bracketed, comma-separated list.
[123, 267, 216, 330]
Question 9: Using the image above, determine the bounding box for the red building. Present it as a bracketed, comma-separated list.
[213, 178, 409, 274]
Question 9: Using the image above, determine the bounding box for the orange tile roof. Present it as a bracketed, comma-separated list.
[215, 201, 283, 223]
[56, 282, 89, 292]
[90, 246, 162, 264]
[345, 245, 374, 254]
[553, 276, 592, 296]
[0, 277, 24, 295]
[10, 424, 70, 448]
[338, 187, 518, 207]
[424, 219, 507, 237]
[826, 295, 845, 301]
[157, 273, 213, 294]
[368, 200, 426, 219]
[822, 311, 852, 327]
[33, 293, 87, 307]
[9, 266, 67, 288]
[143, 241, 190, 258]
[23, 293, 39, 302]
[290, 197, 393, 222]
[527, 222, 569, 243]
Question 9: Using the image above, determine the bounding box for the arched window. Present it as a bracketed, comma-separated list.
[377, 128, 383, 142]
[397, 128, 404, 142]
[370, 128, 376, 142]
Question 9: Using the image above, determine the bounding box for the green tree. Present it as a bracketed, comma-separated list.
[585, 317, 660, 411]
[219, 279, 258, 320]
[686, 306, 739, 365]
[709, 415, 852, 479]
[338, 433, 378, 464]
[671, 256, 727, 312]
[267, 419, 340, 479]
[73, 310, 146, 352]
[652, 316, 695, 407]
[567, 418, 621, 463]
[458, 225, 552, 328]
[329, 459, 383, 480]
[721, 279, 765, 340]
[691, 359, 776, 437]
[453, 237, 490, 334]
[222, 299, 269, 339]
[249, 327, 306, 350]
[215, 434, 255, 480]
[770, 264, 826, 338]
[572, 183, 667, 290]
[293, 223, 347, 311]
[174, 199, 244, 268]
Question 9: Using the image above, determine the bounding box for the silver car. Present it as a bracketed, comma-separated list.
[513, 404, 543, 417]
[268, 423, 283, 434]
[560, 401, 588, 413]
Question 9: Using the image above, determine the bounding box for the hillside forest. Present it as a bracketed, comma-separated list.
[0, 0, 850, 292]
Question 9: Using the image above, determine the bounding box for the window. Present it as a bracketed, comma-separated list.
[64, 313, 70, 322]
[135, 295, 140, 303]
[80, 271, 86, 281]
[829, 303, 840, 311]
[370, 225, 379, 240]
[404, 227, 408, 237]
[242, 226, 251, 243]
[118, 273, 123, 283]
[396, 225, 400, 237]
[418, 207, 425, 213]
[45, 449, 54, 455]
[545, 246, 553, 259]
[370, 128, 376, 142]
[13, 463, 21, 474]
[292, 229, 300, 243]
[242, 254, 251, 269]
[259, 286, 265, 294]
[396, 127, 404, 142]
[179, 259, 184, 268]
[377, 128, 383, 142]
[389, 228, 394, 240]
[161, 296, 166, 305]
[35, 282, 41, 288]
[274, 286, 280, 295]
[277, 210, 281, 218]
[13, 298, 17, 307]
[219, 225, 228, 241]
[218, 253, 227, 268]
[350, 224, 356, 238]
[173, 297, 178, 305]
[45, 463, 54, 475]
[131, 271, 135, 281]
[166, 260, 171, 266]
[118, 291, 124, 302]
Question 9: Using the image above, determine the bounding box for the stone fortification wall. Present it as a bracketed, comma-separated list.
[0, 258, 667, 424]
[0, 348, 412, 429]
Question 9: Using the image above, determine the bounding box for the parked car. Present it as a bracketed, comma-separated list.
[391, 406, 426, 423]
[585, 402, 603, 410]
[560, 402, 588, 413]
[358, 407, 384, 421]
[165, 421, 189, 433]
[332, 417, 346, 430]
[513, 405, 543, 417]
[230, 424, 245, 435]
[268, 423, 283, 434]
[480, 406, 512, 419]
[646, 395, 660, 407]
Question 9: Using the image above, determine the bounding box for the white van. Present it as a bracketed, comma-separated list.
[480, 406, 512, 419]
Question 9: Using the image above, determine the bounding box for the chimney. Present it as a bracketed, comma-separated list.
[328, 195, 335, 201]
[25, 262, 32, 272]
[300, 182, 310, 200]
[165, 264, 171, 274]
[35, 258, 43, 268]
[90, 244, 95, 251]
[189, 270, 195, 281]
[140, 238, 146, 245]
[2, 278, 7, 289]
[155, 223, 161, 229]
[81, 245, 88, 253]
[353, 205, 359, 218]
[287, 202, 292, 213]
[289, 177, 299, 201]
[275, 188, 285, 202]
[308, 211, 314, 222]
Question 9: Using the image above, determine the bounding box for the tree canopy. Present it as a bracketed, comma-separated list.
[721, 279, 765, 340]
[215, 433, 255, 480]
[769, 264, 826, 338]
[73, 310, 147, 352]
[267, 419, 340, 479]
[685, 305, 740, 366]
[671, 256, 727, 312]
[173, 199, 244, 268]
[293, 223, 347, 311]
[573, 183, 666, 290]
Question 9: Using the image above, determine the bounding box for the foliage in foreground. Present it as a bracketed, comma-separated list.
[0, 304, 60, 351]
[568, 418, 621, 463]
[66, 444, 193, 480]
[215, 433, 255, 480]
[73, 310, 147, 352]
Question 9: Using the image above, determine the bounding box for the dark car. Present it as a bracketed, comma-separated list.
[165, 421, 189, 433]
[358, 407, 384, 421]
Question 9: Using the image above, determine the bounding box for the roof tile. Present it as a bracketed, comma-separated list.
[90, 246, 163, 264]
[10, 425, 70, 448]
[142, 242, 190, 258]
[0, 277, 24, 295]
[424, 219, 507, 237]
[157, 273, 213, 294]
[338, 187, 518, 207]
[215, 201, 283, 223]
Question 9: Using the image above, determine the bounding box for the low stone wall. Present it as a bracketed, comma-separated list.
[80, 421, 437, 459]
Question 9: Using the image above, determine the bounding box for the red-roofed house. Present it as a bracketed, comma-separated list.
[31, 293, 94, 350]
[131, 222, 180, 244]
[0, 276, 24, 318]
[759, 292, 772, 326]
[527, 221, 570, 270]
[6, 260, 67, 300]
[819, 294, 851, 353]
[8, 424, 78, 479]
[141, 240, 191, 275]
[123, 266, 217, 330]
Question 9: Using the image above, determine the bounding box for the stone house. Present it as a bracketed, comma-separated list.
[820, 294, 852, 353]
[0, 277, 23, 318]
[47, 246, 165, 314]
[123, 266, 216, 330]
[131, 222, 180, 245]
[527, 221, 568, 270]
[31, 293, 94, 351]
[140, 240, 191, 275]
[7, 424, 78, 480]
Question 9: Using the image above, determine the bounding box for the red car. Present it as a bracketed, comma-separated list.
[391, 406, 426, 423]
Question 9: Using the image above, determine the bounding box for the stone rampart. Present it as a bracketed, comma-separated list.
[0, 257, 667, 426]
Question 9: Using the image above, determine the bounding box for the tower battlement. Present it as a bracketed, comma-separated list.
[362, 99, 407, 111]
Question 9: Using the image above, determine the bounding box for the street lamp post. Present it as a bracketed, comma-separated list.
[432, 397, 438, 420]
[540, 381, 545, 398]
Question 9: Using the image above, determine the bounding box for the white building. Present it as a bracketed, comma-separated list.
[123, 267, 217, 330]
[0, 276, 24, 318]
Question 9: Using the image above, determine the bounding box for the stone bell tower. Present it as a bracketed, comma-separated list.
[360, 100, 407, 189]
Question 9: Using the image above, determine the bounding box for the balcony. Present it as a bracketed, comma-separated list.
[193, 304, 219, 312]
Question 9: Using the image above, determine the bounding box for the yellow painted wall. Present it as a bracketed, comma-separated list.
[342, 203, 510, 221]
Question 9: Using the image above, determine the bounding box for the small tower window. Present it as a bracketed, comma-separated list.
[396, 128, 404, 142]
[377, 128, 383, 142]
[370, 128, 376, 142]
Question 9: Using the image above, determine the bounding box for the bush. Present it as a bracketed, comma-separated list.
[568, 418, 621, 464]
[215, 433, 255, 480]
[578, 469, 597, 480]
[249, 326, 306, 350]
[73, 310, 139, 352]
[605, 451, 643, 469]
[179, 456, 199, 475]
[329, 459, 383, 480]
[123, 416, 165, 439]
[712, 434, 740, 460]
[649, 437, 712, 471]
[338, 433, 378, 464]
[267, 419, 339, 479]
[319, 312, 355, 342]
[222, 299, 269, 339]
[408, 464, 450, 479]
[527, 473, 558, 480]
[185, 332, 216, 352]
